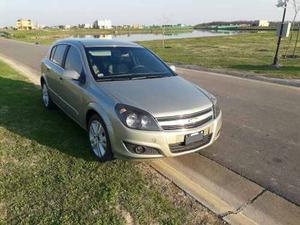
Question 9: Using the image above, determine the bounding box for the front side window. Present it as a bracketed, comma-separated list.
[50, 46, 57, 61]
[85, 47, 174, 81]
[64, 46, 83, 74]
[52, 45, 67, 67]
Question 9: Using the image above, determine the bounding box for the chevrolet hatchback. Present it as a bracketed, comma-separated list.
[41, 39, 222, 161]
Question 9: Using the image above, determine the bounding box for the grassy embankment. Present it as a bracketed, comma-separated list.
[140, 32, 300, 79]
[0, 60, 225, 224]
[4, 28, 192, 45]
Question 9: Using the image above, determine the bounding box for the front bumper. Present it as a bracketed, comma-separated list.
[110, 111, 222, 159]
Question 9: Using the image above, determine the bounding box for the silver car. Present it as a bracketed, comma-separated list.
[41, 39, 222, 161]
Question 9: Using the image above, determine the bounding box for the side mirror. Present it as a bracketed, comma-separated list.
[170, 65, 176, 72]
[63, 70, 81, 81]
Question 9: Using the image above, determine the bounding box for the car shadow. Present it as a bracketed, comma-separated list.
[0, 76, 98, 162]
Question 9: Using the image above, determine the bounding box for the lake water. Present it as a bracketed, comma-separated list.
[72, 29, 242, 42]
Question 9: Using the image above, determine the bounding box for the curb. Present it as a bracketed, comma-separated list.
[150, 154, 300, 225]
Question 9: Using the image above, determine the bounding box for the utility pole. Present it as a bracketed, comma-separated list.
[272, 0, 289, 67]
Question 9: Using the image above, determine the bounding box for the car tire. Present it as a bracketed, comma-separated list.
[41, 82, 56, 109]
[88, 114, 113, 162]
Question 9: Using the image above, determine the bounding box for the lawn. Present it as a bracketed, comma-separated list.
[0, 60, 225, 225]
[139, 32, 300, 79]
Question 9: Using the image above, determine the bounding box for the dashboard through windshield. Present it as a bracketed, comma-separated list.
[85, 47, 175, 81]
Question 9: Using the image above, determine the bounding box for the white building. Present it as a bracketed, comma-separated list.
[79, 23, 92, 29]
[93, 19, 112, 29]
[83, 23, 92, 29]
[64, 25, 71, 29]
[257, 20, 269, 27]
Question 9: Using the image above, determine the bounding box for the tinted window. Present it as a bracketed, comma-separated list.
[52, 45, 67, 66]
[85, 47, 173, 80]
[64, 46, 83, 74]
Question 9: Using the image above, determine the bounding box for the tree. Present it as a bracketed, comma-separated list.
[284, 0, 300, 58]
[292, 0, 300, 57]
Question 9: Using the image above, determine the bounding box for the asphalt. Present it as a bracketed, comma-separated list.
[0, 38, 300, 206]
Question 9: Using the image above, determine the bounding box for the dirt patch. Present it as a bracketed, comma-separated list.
[116, 203, 135, 225]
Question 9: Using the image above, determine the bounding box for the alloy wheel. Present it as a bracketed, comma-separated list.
[42, 84, 49, 107]
[89, 120, 107, 158]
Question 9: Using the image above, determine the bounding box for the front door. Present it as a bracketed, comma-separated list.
[59, 45, 85, 122]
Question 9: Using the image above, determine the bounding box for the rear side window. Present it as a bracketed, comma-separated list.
[64, 46, 83, 74]
[52, 45, 67, 66]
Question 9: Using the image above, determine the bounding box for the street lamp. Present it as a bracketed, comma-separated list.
[272, 0, 289, 67]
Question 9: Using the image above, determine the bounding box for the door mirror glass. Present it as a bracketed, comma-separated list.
[170, 65, 176, 72]
[63, 70, 81, 81]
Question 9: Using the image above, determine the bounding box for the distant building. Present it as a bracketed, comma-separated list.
[256, 20, 270, 27]
[93, 19, 112, 29]
[64, 25, 71, 29]
[57, 25, 71, 29]
[16, 19, 34, 30]
[176, 24, 188, 27]
[122, 25, 131, 29]
[132, 24, 144, 29]
[79, 23, 92, 29]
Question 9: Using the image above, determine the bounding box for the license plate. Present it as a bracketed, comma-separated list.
[185, 131, 205, 145]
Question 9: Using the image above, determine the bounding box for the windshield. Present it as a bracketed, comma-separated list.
[85, 47, 175, 81]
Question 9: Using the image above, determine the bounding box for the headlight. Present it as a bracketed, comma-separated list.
[210, 95, 221, 119]
[115, 104, 160, 131]
[197, 87, 221, 118]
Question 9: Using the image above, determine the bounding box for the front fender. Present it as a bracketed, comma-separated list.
[85, 102, 114, 131]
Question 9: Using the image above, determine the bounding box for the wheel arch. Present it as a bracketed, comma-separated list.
[85, 103, 113, 131]
[40, 75, 48, 87]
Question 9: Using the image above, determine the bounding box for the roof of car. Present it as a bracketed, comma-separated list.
[55, 38, 142, 48]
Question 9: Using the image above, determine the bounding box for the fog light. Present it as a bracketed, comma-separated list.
[124, 142, 161, 155]
[134, 146, 146, 154]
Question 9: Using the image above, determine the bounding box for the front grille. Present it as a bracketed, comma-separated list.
[169, 134, 212, 153]
[157, 107, 213, 131]
[161, 116, 212, 130]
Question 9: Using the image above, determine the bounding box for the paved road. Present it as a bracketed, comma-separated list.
[1, 38, 300, 205]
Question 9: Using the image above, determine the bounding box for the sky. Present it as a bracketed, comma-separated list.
[0, 0, 298, 27]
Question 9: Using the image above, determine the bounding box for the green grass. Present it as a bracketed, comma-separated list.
[0, 60, 224, 225]
[139, 32, 300, 79]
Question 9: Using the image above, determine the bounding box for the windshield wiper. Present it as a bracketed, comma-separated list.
[96, 75, 133, 82]
[96, 72, 170, 82]
[131, 74, 167, 80]
[129, 72, 170, 80]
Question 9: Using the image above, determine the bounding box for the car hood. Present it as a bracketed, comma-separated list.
[97, 76, 212, 118]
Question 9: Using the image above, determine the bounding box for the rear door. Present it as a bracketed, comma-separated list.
[47, 44, 68, 107]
